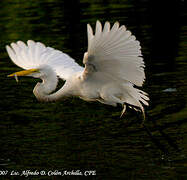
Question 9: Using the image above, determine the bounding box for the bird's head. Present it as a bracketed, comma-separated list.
[7, 65, 56, 82]
[8, 68, 39, 82]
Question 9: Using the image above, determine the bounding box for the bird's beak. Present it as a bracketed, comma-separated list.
[8, 69, 39, 77]
[7, 69, 39, 82]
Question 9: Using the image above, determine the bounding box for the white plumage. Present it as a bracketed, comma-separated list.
[6, 40, 83, 80]
[6, 20, 149, 117]
[85, 21, 145, 86]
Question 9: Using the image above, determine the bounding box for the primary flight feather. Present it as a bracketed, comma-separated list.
[6, 20, 149, 117]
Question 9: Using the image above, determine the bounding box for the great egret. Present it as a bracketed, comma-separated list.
[6, 20, 149, 117]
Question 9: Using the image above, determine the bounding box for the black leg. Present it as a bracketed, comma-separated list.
[142, 123, 169, 155]
[152, 121, 180, 152]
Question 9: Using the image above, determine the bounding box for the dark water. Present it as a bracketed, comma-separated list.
[0, 0, 186, 179]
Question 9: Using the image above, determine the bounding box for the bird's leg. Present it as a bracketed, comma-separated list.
[142, 112, 180, 154]
[152, 121, 180, 152]
[123, 103, 145, 123]
[121, 106, 169, 154]
[131, 110, 170, 154]
[142, 123, 169, 155]
[120, 104, 126, 118]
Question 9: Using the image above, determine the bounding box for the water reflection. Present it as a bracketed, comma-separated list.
[0, 0, 186, 179]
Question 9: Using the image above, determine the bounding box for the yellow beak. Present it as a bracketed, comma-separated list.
[7, 69, 39, 83]
[7, 69, 39, 77]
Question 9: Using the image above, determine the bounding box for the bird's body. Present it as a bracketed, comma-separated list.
[6, 20, 149, 117]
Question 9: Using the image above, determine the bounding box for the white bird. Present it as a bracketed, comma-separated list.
[6, 20, 149, 118]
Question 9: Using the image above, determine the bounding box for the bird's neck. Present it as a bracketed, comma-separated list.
[33, 74, 73, 102]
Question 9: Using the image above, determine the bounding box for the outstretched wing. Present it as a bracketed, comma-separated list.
[83, 21, 145, 86]
[82, 21, 148, 116]
[6, 40, 83, 80]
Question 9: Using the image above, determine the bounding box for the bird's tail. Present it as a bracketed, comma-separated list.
[120, 84, 149, 119]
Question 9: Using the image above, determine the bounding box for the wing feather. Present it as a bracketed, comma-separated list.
[82, 21, 148, 112]
[6, 40, 83, 80]
[83, 21, 144, 86]
[103, 21, 110, 33]
[95, 20, 102, 37]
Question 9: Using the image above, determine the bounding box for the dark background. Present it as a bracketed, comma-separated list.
[0, 0, 186, 179]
